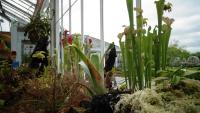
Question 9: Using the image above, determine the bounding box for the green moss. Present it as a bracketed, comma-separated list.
[168, 100, 199, 113]
[184, 105, 198, 113]
[154, 77, 169, 85]
[179, 79, 200, 95]
[161, 92, 176, 102]
[185, 72, 200, 81]
[171, 89, 185, 97]
[115, 79, 200, 113]
[193, 92, 200, 99]
[115, 89, 164, 113]
[155, 80, 171, 93]
[142, 90, 163, 105]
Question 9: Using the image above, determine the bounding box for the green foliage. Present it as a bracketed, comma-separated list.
[192, 52, 200, 59]
[154, 0, 165, 72]
[63, 34, 83, 76]
[168, 68, 185, 85]
[144, 27, 154, 88]
[32, 51, 46, 60]
[161, 17, 174, 70]
[118, 82, 127, 91]
[16, 65, 33, 78]
[185, 72, 200, 81]
[118, 37, 128, 86]
[156, 68, 185, 86]
[118, 0, 174, 92]
[171, 75, 181, 85]
[69, 45, 106, 95]
[118, 0, 155, 91]
[63, 34, 106, 95]
[154, 0, 174, 71]
[23, 14, 50, 73]
[90, 53, 101, 72]
[168, 45, 190, 59]
[167, 44, 190, 66]
[24, 15, 50, 43]
[0, 60, 11, 76]
[79, 61, 102, 95]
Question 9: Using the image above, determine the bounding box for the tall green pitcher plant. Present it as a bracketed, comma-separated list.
[118, 0, 152, 91]
[118, 0, 173, 91]
[155, 0, 174, 71]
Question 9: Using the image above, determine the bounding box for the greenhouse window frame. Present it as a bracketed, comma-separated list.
[1, 0, 32, 18]
[0, 0, 37, 23]
[2, 5, 30, 21]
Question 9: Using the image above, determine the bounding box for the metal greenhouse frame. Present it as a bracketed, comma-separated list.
[0, 0, 108, 76]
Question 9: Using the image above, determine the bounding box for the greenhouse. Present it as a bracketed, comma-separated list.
[0, 0, 200, 113]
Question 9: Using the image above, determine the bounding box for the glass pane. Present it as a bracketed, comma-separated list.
[2, 5, 30, 22]
[28, 0, 37, 4]
[1, 0, 36, 22]
[6, 0, 34, 15]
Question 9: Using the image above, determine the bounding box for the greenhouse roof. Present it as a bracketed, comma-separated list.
[0, 0, 45, 24]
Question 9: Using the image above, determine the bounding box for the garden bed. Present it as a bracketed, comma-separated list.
[114, 78, 200, 113]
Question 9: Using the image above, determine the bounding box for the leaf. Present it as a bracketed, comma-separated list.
[126, 0, 134, 27]
[90, 53, 101, 72]
[171, 76, 181, 85]
[79, 61, 93, 83]
[69, 45, 101, 81]
[32, 51, 46, 60]
[69, 45, 105, 94]
[79, 61, 100, 95]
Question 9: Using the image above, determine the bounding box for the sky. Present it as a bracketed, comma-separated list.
[1, 0, 199, 53]
[62, 0, 200, 53]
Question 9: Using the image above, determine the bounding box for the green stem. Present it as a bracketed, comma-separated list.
[119, 41, 128, 87]
[163, 25, 172, 70]
[126, 0, 135, 90]
[136, 3, 144, 90]
[155, 0, 165, 72]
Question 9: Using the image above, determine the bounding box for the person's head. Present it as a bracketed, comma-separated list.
[11, 51, 16, 60]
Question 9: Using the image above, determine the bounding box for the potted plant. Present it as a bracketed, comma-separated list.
[24, 15, 50, 75]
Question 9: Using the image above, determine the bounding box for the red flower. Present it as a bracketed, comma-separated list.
[67, 35, 73, 45]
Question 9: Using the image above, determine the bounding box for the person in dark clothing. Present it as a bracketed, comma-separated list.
[29, 37, 49, 76]
[104, 45, 117, 72]
[104, 44, 117, 90]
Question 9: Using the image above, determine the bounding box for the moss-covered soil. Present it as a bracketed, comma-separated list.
[115, 78, 200, 113]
